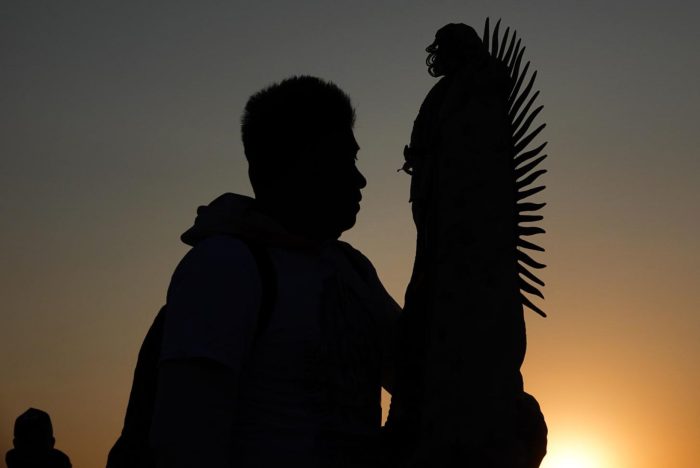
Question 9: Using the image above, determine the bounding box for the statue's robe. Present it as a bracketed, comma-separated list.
[387, 50, 544, 467]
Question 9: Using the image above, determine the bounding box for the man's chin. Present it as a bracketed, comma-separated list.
[335, 213, 358, 237]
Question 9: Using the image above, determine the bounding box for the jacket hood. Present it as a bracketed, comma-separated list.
[180, 193, 316, 248]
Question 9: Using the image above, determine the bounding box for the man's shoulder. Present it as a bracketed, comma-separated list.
[334, 240, 377, 277]
[163, 235, 264, 367]
[334, 240, 401, 312]
[167, 234, 262, 302]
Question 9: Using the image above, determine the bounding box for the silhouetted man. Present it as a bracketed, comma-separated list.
[5, 408, 72, 468]
[149, 76, 399, 467]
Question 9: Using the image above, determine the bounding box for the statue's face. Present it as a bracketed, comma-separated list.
[287, 126, 366, 239]
[426, 24, 486, 77]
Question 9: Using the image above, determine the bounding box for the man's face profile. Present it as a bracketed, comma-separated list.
[242, 76, 364, 240]
[288, 125, 366, 239]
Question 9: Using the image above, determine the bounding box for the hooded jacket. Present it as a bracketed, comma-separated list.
[160, 193, 400, 466]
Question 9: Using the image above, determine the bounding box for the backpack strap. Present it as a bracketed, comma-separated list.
[237, 238, 277, 343]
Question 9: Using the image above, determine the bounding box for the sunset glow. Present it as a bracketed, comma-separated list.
[541, 439, 612, 468]
[2, 2, 699, 467]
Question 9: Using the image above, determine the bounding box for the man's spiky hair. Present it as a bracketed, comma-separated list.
[241, 76, 356, 175]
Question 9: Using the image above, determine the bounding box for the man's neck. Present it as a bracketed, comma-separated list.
[253, 199, 339, 244]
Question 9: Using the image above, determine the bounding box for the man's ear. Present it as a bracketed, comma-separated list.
[50, 436, 55, 448]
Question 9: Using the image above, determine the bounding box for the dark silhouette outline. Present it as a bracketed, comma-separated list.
[109, 19, 550, 464]
[108, 76, 399, 468]
[386, 19, 548, 467]
[107, 240, 277, 468]
[6, 408, 72, 468]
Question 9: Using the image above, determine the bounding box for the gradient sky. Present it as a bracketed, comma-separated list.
[1, 1, 698, 467]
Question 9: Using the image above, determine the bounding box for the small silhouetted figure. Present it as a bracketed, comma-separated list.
[5, 408, 72, 468]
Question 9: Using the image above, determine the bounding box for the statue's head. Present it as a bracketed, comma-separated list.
[241, 76, 365, 240]
[426, 23, 489, 77]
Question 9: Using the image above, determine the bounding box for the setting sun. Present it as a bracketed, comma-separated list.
[1, 2, 699, 467]
[541, 439, 613, 468]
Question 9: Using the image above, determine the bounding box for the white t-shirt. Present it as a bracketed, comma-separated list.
[161, 234, 399, 466]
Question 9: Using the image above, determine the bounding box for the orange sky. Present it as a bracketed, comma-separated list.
[1, 1, 699, 467]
